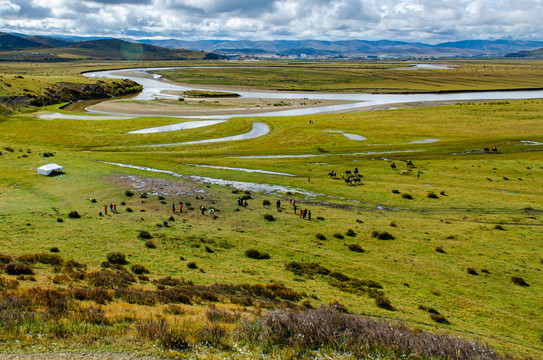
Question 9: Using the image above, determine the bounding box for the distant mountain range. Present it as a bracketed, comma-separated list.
[138, 39, 543, 58]
[0, 33, 224, 61]
[1, 32, 543, 59]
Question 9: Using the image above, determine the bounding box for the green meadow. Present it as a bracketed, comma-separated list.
[0, 60, 542, 359]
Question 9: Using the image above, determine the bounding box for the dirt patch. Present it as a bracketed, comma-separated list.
[102, 174, 207, 197]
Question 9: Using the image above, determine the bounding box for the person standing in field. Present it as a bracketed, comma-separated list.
[179, 203, 183, 213]
[172, 202, 176, 213]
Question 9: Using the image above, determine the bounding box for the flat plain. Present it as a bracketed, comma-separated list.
[0, 60, 541, 359]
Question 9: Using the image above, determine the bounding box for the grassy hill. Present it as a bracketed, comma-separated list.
[0, 35, 224, 61]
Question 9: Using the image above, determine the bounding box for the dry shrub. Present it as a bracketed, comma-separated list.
[70, 287, 112, 304]
[153, 276, 186, 287]
[206, 304, 240, 323]
[161, 325, 191, 350]
[345, 229, 356, 237]
[0, 276, 19, 290]
[285, 261, 330, 277]
[187, 262, 198, 269]
[164, 304, 185, 315]
[467, 268, 478, 275]
[375, 296, 394, 310]
[236, 306, 500, 360]
[435, 246, 446, 253]
[135, 316, 169, 341]
[196, 323, 228, 348]
[145, 240, 156, 249]
[88, 270, 136, 289]
[76, 304, 109, 325]
[115, 287, 158, 306]
[371, 231, 395, 240]
[50, 247, 60, 253]
[401, 193, 413, 199]
[17, 253, 63, 266]
[333, 233, 344, 240]
[0, 253, 14, 264]
[5, 262, 34, 276]
[264, 214, 275, 221]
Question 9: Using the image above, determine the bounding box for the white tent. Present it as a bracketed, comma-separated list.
[37, 163, 64, 176]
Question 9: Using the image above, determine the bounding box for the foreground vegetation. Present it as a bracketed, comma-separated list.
[0, 59, 542, 359]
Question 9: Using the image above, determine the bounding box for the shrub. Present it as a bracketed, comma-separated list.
[0, 253, 13, 264]
[315, 233, 327, 240]
[372, 231, 395, 240]
[317, 217, 325, 221]
[138, 230, 152, 239]
[106, 252, 128, 265]
[389, 221, 397, 227]
[56, 218, 63, 223]
[205, 246, 214, 253]
[391, 189, 400, 194]
[345, 229, 356, 237]
[245, 249, 271, 260]
[5, 262, 34, 275]
[493, 224, 505, 231]
[68, 211, 81, 219]
[427, 192, 439, 199]
[145, 240, 156, 249]
[50, 247, 60, 253]
[135, 316, 169, 342]
[467, 268, 478, 275]
[375, 295, 394, 310]
[262, 199, 271, 207]
[131, 264, 150, 275]
[347, 244, 364, 253]
[430, 313, 450, 324]
[125, 190, 134, 197]
[126, 207, 133, 212]
[435, 246, 445, 253]
[161, 326, 190, 350]
[511, 276, 529, 287]
[333, 233, 344, 239]
[187, 262, 198, 269]
[263, 214, 275, 221]
[401, 193, 413, 199]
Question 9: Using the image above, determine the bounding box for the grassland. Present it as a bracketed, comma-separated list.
[0, 60, 542, 359]
[154, 60, 543, 93]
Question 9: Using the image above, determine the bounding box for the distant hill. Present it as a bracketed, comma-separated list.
[0, 32, 47, 50]
[26, 35, 72, 48]
[505, 47, 543, 58]
[0, 34, 225, 61]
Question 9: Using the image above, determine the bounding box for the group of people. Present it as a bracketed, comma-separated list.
[99, 203, 117, 217]
[172, 202, 183, 213]
[289, 198, 312, 220]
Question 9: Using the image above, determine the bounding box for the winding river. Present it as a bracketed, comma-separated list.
[83, 67, 543, 120]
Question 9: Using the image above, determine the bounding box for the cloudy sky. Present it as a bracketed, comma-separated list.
[1, 0, 542, 43]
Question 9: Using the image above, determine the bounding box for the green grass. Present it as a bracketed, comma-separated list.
[0, 61, 542, 358]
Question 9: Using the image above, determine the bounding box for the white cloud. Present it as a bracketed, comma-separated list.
[0, 0, 541, 42]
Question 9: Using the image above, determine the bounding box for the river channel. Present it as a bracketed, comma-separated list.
[83, 67, 543, 120]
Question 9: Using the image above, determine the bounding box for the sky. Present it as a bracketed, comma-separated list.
[1, 0, 542, 43]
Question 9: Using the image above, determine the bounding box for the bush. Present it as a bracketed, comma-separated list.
[68, 211, 81, 219]
[427, 192, 439, 199]
[333, 233, 344, 239]
[138, 230, 152, 239]
[391, 189, 400, 194]
[467, 268, 478, 275]
[511, 276, 529, 287]
[263, 214, 275, 221]
[50, 247, 60, 253]
[430, 313, 451, 324]
[106, 252, 128, 265]
[315, 233, 327, 241]
[401, 193, 413, 199]
[494, 224, 505, 231]
[372, 231, 395, 240]
[145, 240, 156, 249]
[262, 199, 271, 207]
[375, 295, 394, 310]
[131, 264, 150, 275]
[5, 262, 34, 275]
[435, 246, 445, 253]
[56, 218, 63, 223]
[347, 244, 364, 253]
[345, 229, 356, 237]
[245, 249, 271, 260]
[187, 262, 198, 269]
[125, 190, 134, 197]
[126, 207, 133, 212]
[317, 217, 325, 221]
